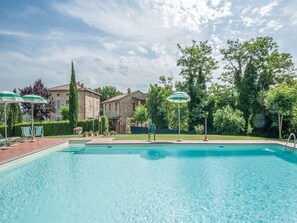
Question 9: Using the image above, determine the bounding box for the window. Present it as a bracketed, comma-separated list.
[132, 102, 136, 111]
[105, 104, 106, 111]
[109, 104, 111, 111]
[57, 93, 60, 96]
[56, 100, 61, 110]
[66, 100, 69, 106]
[115, 103, 117, 111]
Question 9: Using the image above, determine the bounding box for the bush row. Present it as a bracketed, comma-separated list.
[0, 119, 100, 137]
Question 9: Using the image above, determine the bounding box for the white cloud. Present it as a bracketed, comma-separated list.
[0, 29, 37, 38]
[102, 42, 119, 50]
[257, 0, 278, 17]
[54, 0, 232, 41]
[267, 20, 282, 30]
[1, 0, 297, 93]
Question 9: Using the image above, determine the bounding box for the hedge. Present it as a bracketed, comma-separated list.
[0, 119, 99, 137]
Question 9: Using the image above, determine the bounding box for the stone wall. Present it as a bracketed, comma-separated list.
[118, 91, 145, 133]
[50, 90, 100, 121]
[84, 92, 100, 119]
[103, 101, 120, 119]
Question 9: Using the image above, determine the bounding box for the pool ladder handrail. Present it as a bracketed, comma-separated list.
[285, 133, 296, 150]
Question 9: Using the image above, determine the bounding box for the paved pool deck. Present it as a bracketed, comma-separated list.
[0, 137, 294, 166]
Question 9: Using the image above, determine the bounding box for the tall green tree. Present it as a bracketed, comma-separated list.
[264, 83, 296, 139]
[238, 61, 258, 133]
[145, 76, 173, 129]
[69, 61, 78, 130]
[177, 41, 218, 130]
[221, 36, 296, 132]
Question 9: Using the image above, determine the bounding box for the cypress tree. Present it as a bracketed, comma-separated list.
[69, 61, 78, 132]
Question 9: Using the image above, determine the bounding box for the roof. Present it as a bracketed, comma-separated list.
[102, 90, 146, 103]
[49, 83, 100, 96]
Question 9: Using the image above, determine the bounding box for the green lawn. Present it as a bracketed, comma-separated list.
[102, 134, 271, 140]
[47, 134, 272, 140]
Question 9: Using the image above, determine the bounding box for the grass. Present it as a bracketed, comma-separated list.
[102, 134, 271, 141]
[47, 134, 272, 140]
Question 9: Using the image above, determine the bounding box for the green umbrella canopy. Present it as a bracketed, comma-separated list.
[167, 91, 190, 103]
[22, 94, 47, 104]
[0, 91, 24, 102]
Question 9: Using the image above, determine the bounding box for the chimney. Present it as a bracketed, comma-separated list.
[127, 88, 131, 94]
[81, 83, 84, 88]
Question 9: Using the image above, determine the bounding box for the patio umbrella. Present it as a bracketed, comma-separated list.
[0, 91, 24, 147]
[167, 91, 190, 141]
[22, 95, 47, 141]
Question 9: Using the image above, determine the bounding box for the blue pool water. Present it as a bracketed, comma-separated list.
[1, 144, 297, 222]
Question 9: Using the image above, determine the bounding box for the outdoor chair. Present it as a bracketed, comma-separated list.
[34, 126, 44, 139]
[148, 123, 156, 141]
[21, 126, 32, 141]
[0, 133, 20, 147]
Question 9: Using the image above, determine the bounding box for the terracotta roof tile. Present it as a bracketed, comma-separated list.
[49, 83, 100, 95]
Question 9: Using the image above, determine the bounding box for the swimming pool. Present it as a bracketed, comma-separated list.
[1, 143, 297, 222]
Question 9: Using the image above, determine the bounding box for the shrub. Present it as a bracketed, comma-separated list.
[194, 124, 204, 134]
[0, 121, 71, 137]
[101, 115, 109, 133]
[78, 119, 98, 132]
[60, 106, 69, 120]
[88, 130, 94, 137]
[0, 118, 99, 137]
[213, 106, 245, 135]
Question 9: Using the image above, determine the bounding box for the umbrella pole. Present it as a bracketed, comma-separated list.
[178, 102, 181, 141]
[4, 102, 7, 147]
[31, 103, 34, 141]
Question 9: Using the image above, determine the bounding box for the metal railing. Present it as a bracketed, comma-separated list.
[286, 133, 296, 150]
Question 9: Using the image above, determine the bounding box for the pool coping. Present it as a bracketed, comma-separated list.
[0, 141, 69, 173]
[0, 139, 295, 169]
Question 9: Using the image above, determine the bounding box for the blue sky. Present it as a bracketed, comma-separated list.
[0, 0, 296, 92]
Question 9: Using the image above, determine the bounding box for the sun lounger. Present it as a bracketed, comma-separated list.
[34, 126, 44, 139]
[21, 126, 32, 141]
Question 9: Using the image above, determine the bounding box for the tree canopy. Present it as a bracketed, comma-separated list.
[96, 86, 122, 103]
[177, 41, 218, 130]
[19, 79, 56, 121]
[264, 83, 297, 139]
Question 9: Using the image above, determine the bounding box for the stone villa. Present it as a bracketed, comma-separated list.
[49, 82, 100, 120]
[102, 88, 146, 133]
